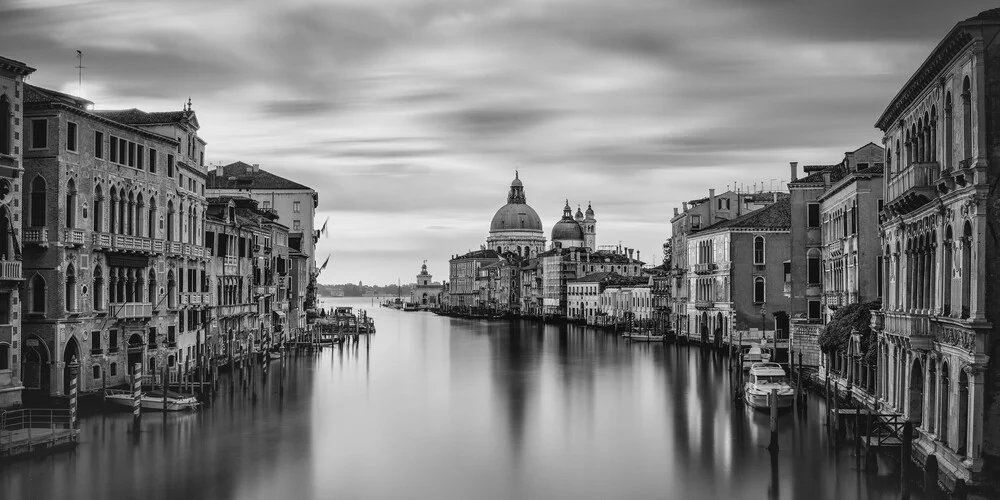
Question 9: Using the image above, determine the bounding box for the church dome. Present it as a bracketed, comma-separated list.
[551, 218, 584, 241]
[490, 172, 543, 233]
[491, 203, 543, 232]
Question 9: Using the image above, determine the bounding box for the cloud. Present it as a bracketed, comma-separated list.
[3, 0, 995, 284]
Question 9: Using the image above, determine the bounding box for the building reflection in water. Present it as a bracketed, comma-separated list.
[0, 298, 922, 500]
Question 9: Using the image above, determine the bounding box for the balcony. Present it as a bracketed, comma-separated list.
[23, 227, 48, 246]
[152, 239, 165, 253]
[694, 300, 714, 310]
[826, 239, 843, 256]
[882, 311, 933, 350]
[823, 291, 843, 308]
[92, 232, 112, 249]
[113, 234, 152, 253]
[870, 310, 884, 330]
[692, 263, 716, 275]
[110, 302, 153, 319]
[63, 228, 86, 247]
[885, 162, 937, 215]
[165, 241, 183, 255]
[224, 256, 239, 269]
[0, 260, 21, 281]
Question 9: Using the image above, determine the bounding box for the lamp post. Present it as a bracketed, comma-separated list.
[760, 303, 767, 341]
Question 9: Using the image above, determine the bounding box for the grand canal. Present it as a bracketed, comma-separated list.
[2, 297, 918, 500]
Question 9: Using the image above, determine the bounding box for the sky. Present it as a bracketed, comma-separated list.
[1, 0, 994, 285]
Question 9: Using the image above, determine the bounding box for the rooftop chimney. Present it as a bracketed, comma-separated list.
[682, 202, 688, 212]
[252, 163, 260, 173]
[673, 207, 679, 217]
[822, 172, 831, 186]
[790, 162, 798, 182]
[708, 188, 716, 224]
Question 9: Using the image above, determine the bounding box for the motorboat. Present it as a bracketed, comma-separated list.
[623, 332, 665, 342]
[743, 362, 795, 410]
[402, 303, 419, 312]
[104, 388, 200, 411]
[268, 350, 281, 361]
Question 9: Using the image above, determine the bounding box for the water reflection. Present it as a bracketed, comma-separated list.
[1, 298, 918, 500]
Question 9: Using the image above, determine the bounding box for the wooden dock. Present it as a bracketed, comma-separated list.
[0, 408, 79, 460]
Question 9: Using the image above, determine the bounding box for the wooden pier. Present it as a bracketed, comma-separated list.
[0, 408, 79, 460]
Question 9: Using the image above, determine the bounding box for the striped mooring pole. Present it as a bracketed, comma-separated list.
[68, 358, 80, 429]
[132, 363, 142, 427]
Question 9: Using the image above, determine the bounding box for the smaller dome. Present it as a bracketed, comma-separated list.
[511, 170, 522, 187]
[575, 206, 584, 221]
[585, 202, 595, 222]
[552, 219, 584, 241]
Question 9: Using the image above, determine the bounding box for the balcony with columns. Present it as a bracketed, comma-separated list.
[885, 162, 938, 215]
[881, 311, 933, 350]
[63, 228, 86, 248]
[0, 260, 21, 281]
[109, 302, 153, 319]
[23, 227, 48, 247]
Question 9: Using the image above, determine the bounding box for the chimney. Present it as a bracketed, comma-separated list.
[636, 250, 641, 262]
[773, 192, 778, 203]
[822, 172, 831, 186]
[790, 162, 798, 182]
[252, 163, 260, 173]
[673, 207, 679, 217]
[682, 202, 688, 212]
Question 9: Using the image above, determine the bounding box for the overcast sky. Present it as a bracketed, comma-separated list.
[2, 0, 993, 285]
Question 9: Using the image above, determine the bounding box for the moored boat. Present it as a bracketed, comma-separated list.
[623, 332, 665, 342]
[104, 389, 200, 411]
[743, 362, 794, 410]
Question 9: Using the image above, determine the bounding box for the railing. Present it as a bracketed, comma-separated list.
[827, 239, 843, 254]
[113, 234, 152, 252]
[887, 162, 937, 203]
[0, 260, 21, 281]
[152, 239, 165, 253]
[1, 408, 76, 457]
[92, 232, 112, 248]
[871, 310, 885, 330]
[110, 302, 153, 318]
[224, 256, 239, 268]
[692, 263, 716, 275]
[883, 311, 932, 349]
[694, 300, 714, 309]
[1, 408, 73, 432]
[23, 227, 48, 245]
[166, 241, 183, 255]
[63, 228, 86, 246]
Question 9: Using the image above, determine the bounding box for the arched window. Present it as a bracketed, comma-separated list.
[0, 95, 10, 155]
[65, 179, 77, 228]
[167, 270, 176, 309]
[753, 277, 765, 303]
[961, 221, 973, 318]
[109, 188, 118, 234]
[93, 265, 104, 311]
[30, 176, 46, 227]
[126, 191, 135, 236]
[962, 76, 973, 161]
[135, 270, 144, 303]
[753, 236, 765, 265]
[136, 195, 145, 238]
[166, 200, 175, 242]
[148, 269, 157, 306]
[65, 264, 77, 312]
[94, 185, 103, 232]
[147, 196, 156, 239]
[118, 188, 126, 234]
[944, 92, 954, 168]
[0, 206, 12, 261]
[30, 274, 46, 313]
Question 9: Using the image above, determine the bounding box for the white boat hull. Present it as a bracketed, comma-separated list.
[105, 392, 200, 412]
[624, 334, 665, 342]
[744, 388, 794, 410]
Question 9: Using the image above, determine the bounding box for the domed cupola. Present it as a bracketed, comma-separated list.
[585, 202, 595, 222]
[575, 205, 584, 221]
[487, 172, 547, 257]
[551, 199, 585, 246]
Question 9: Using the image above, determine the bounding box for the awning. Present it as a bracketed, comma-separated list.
[272, 310, 286, 319]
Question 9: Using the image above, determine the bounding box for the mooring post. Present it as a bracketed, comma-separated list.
[865, 411, 877, 473]
[161, 365, 168, 413]
[768, 388, 779, 452]
[132, 363, 142, 439]
[901, 422, 913, 499]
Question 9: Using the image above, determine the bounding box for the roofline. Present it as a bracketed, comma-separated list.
[874, 18, 982, 130]
[25, 101, 180, 145]
[817, 170, 884, 202]
[0, 56, 35, 76]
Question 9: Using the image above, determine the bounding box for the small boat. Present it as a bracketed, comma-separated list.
[744, 362, 795, 410]
[402, 303, 419, 312]
[104, 388, 200, 411]
[268, 350, 281, 361]
[623, 332, 665, 342]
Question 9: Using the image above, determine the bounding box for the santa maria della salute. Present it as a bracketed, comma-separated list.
[486, 172, 597, 255]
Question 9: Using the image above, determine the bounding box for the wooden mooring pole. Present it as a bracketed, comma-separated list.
[767, 388, 779, 452]
[900, 422, 913, 499]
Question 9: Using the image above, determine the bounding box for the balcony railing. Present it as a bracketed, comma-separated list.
[827, 239, 843, 255]
[692, 263, 716, 275]
[882, 311, 933, 350]
[871, 310, 884, 330]
[63, 228, 86, 246]
[110, 302, 153, 318]
[23, 227, 48, 246]
[113, 234, 152, 253]
[694, 300, 714, 310]
[92, 232, 112, 248]
[0, 260, 21, 281]
[166, 241, 183, 255]
[224, 256, 239, 268]
[886, 162, 937, 210]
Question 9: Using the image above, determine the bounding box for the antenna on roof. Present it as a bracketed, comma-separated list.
[75, 50, 84, 94]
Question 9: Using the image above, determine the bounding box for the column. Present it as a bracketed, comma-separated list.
[906, 250, 915, 312]
[927, 244, 936, 313]
[966, 365, 985, 460]
[930, 119, 938, 162]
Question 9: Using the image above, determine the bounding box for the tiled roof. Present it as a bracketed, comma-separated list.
[702, 198, 790, 232]
[208, 161, 313, 191]
[453, 249, 501, 260]
[91, 108, 192, 126]
[791, 164, 846, 185]
[24, 84, 93, 108]
[969, 8, 1000, 21]
[571, 272, 616, 283]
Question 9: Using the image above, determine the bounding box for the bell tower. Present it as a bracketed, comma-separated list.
[584, 202, 596, 250]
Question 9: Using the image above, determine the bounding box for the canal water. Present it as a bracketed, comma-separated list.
[2, 297, 919, 500]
